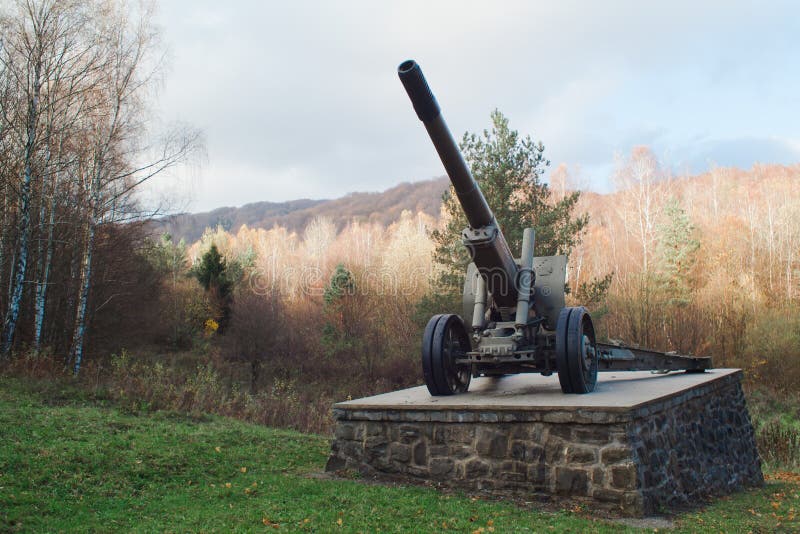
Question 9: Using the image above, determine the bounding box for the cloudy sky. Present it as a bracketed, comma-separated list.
[148, 0, 800, 212]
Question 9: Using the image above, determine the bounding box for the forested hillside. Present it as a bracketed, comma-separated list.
[154, 177, 449, 242]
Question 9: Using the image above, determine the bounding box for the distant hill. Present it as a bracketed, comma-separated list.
[153, 177, 449, 242]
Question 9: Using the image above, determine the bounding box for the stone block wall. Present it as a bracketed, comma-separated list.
[326, 371, 762, 516]
[628, 375, 763, 512]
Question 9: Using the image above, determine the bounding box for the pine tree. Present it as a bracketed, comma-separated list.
[656, 199, 700, 305]
[322, 264, 358, 359]
[194, 244, 233, 332]
[430, 110, 589, 295]
[323, 264, 354, 305]
[195, 244, 230, 293]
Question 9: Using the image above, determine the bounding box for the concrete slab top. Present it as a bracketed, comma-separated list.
[336, 369, 742, 412]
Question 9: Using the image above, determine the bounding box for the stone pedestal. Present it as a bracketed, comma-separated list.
[326, 369, 762, 516]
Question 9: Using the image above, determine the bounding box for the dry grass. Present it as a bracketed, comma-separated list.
[757, 421, 800, 470]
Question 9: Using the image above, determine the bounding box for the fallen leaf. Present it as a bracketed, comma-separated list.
[766, 472, 800, 483]
[240, 467, 247, 473]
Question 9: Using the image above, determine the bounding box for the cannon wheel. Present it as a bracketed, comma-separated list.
[556, 307, 598, 394]
[421, 314, 472, 396]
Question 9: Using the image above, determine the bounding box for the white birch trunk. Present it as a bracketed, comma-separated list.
[33, 185, 57, 351]
[70, 210, 96, 375]
[1, 59, 41, 355]
[0, 187, 7, 312]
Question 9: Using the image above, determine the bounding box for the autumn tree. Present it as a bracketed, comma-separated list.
[0, 0, 94, 355]
[225, 289, 285, 393]
[613, 146, 671, 273]
[321, 264, 389, 381]
[143, 233, 196, 346]
[67, 1, 201, 373]
[0, 0, 201, 371]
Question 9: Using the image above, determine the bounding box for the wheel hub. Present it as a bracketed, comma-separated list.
[581, 334, 595, 371]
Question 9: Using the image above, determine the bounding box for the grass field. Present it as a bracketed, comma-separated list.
[1, 378, 798, 533]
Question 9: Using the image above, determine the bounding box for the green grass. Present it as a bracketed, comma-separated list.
[0, 378, 798, 533]
[747, 388, 800, 429]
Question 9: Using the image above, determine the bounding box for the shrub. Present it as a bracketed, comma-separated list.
[756, 419, 800, 470]
[743, 309, 800, 394]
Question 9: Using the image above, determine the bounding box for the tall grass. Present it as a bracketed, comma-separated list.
[756, 421, 800, 471]
[2, 351, 336, 434]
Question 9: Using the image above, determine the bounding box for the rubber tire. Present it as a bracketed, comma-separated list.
[556, 307, 598, 394]
[434, 314, 471, 395]
[566, 307, 597, 394]
[421, 314, 445, 395]
[422, 314, 471, 396]
[555, 307, 575, 393]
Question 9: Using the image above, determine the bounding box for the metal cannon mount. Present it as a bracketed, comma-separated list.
[398, 60, 711, 396]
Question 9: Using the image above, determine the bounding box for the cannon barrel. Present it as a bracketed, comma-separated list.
[397, 60, 494, 229]
[398, 60, 520, 308]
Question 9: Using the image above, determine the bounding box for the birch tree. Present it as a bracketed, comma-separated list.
[31, 4, 104, 351]
[68, 0, 200, 373]
[0, 0, 89, 355]
[612, 146, 670, 274]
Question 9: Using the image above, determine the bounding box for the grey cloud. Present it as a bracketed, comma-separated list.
[677, 137, 800, 173]
[150, 0, 800, 211]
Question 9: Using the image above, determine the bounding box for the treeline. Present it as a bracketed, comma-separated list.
[138, 210, 437, 397]
[166, 155, 800, 400]
[568, 150, 800, 392]
[0, 0, 198, 371]
[156, 177, 449, 244]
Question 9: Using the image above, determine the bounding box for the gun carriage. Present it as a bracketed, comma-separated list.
[398, 60, 711, 396]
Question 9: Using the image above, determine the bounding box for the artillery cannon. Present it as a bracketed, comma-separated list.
[398, 60, 711, 396]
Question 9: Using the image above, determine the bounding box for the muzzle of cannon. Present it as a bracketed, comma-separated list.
[398, 60, 520, 309]
[398, 60, 711, 396]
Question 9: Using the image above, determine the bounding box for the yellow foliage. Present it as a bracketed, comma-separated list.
[203, 318, 219, 335]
